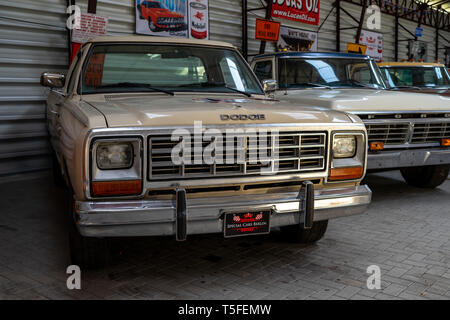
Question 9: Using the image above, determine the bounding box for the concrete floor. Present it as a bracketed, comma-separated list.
[0, 171, 449, 300]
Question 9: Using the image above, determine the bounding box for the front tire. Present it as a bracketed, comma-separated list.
[281, 220, 328, 244]
[52, 153, 66, 188]
[400, 165, 449, 189]
[66, 191, 109, 269]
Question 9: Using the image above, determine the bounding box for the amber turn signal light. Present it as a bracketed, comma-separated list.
[329, 167, 364, 181]
[370, 141, 384, 151]
[92, 180, 142, 197]
[441, 138, 450, 147]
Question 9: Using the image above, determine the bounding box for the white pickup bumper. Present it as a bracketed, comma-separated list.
[367, 147, 450, 170]
[74, 184, 372, 239]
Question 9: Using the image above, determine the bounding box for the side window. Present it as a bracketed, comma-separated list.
[253, 60, 273, 81]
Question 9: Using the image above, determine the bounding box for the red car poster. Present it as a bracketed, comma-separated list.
[271, 0, 320, 26]
[136, 0, 188, 38]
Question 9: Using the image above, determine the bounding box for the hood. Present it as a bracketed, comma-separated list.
[151, 8, 183, 18]
[278, 88, 450, 114]
[81, 93, 354, 127]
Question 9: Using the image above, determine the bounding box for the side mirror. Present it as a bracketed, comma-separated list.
[40, 72, 65, 88]
[262, 79, 278, 94]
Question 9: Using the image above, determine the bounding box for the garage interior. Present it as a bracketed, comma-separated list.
[0, 0, 449, 301]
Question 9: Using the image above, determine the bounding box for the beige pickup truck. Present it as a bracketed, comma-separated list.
[41, 37, 371, 268]
[251, 52, 450, 188]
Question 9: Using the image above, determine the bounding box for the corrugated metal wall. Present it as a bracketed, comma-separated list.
[0, 0, 67, 176]
[0, 0, 448, 176]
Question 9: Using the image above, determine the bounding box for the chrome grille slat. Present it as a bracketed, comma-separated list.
[149, 131, 327, 180]
[365, 120, 450, 146]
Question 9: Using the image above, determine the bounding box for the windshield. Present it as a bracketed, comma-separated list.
[81, 44, 264, 95]
[380, 66, 450, 88]
[278, 58, 386, 89]
[144, 1, 162, 9]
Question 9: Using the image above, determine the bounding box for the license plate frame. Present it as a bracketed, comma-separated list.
[223, 210, 271, 238]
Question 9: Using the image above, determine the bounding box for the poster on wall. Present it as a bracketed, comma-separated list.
[271, 0, 320, 26]
[277, 26, 318, 52]
[359, 30, 383, 61]
[188, 0, 209, 40]
[135, 0, 188, 38]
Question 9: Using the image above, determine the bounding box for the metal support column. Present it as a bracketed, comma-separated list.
[355, 0, 367, 44]
[242, 0, 248, 60]
[259, 0, 273, 54]
[336, 0, 341, 52]
[395, 0, 399, 61]
[88, 0, 98, 14]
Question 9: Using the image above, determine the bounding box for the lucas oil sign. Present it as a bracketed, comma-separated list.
[271, 0, 320, 26]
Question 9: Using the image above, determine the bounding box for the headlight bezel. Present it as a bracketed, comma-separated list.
[90, 137, 143, 197]
[327, 131, 367, 183]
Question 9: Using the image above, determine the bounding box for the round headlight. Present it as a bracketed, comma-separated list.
[96, 142, 134, 170]
[333, 136, 356, 158]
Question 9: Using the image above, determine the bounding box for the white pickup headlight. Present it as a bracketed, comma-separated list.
[333, 136, 356, 158]
[96, 142, 134, 170]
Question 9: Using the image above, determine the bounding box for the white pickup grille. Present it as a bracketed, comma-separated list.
[366, 123, 409, 144]
[412, 122, 450, 143]
[365, 120, 450, 146]
[148, 131, 327, 180]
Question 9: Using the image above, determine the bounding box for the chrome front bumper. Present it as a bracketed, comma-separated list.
[75, 185, 372, 238]
[368, 148, 450, 170]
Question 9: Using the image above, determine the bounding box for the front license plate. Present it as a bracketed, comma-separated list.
[224, 210, 271, 238]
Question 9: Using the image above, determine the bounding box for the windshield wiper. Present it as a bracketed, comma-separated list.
[95, 82, 174, 96]
[179, 82, 253, 97]
[388, 85, 422, 90]
[295, 82, 332, 89]
[340, 79, 383, 89]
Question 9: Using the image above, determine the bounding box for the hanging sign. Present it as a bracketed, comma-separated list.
[136, 0, 188, 38]
[277, 26, 317, 51]
[359, 30, 383, 61]
[346, 43, 367, 54]
[188, 0, 209, 39]
[71, 13, 108, 43]
[271, 0, 320, 26]
[414, 27, 423, 37]
[255, 19, 281, 42]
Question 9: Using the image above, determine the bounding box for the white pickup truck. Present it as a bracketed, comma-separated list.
[41, 37, 371, 268]
[251, 52, 450, 188]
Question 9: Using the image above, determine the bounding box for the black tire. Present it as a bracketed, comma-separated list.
[66, 191, 109, 269]
[52, 153, 66, 188]
[281, 220, 328, 244]
[148, 19, 157, 32]
[400, 165, 450, 189]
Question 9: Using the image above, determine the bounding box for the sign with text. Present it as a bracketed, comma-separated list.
[271, 0, 320, 26]
[72, 13, 108, 43]
[277, 26, 317, 51]
[359, 30, 383, 61]
[136, 0, 188, 38]
[188, 0, 209, 39]
[255, 19, 281, 42]
[346, 43, 367, 54]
